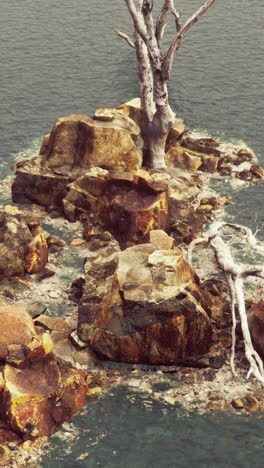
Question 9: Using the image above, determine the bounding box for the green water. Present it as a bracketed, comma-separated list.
[41, 387, 264, 468]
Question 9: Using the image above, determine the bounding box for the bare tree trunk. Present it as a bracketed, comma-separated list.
[117, 0, 216, 168]
[147, 102, 174, 168]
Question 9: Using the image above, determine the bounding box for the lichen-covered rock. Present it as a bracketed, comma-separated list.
[63, 167, 169, 248]
[78, 233, 213, 364]
[24, 222, 48, 274]
[181, 133, 221, 157]
[12, 156, 74, 208]
[0, 206, 32, 277]
[0, 303, 95, 443]
[41, 112, 142, 171]
[1, 359, 88, 438]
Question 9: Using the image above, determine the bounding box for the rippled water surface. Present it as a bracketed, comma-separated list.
[1, 0, 264, 466]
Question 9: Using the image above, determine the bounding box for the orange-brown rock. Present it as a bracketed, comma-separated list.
[34, 315, 72, 334]
[0, 304, 36, 359]
[42, 112, 142, 171]
[1, 358, 88, 438]
[181, 133, 221, 157]
[0, 301, 94, 444]
[12, 156, 74, 208]
[166, 144, 218, 173]
[63, 168, 169, 248]
[247, 299, 264, 360]
[24, 223, 48, 274]
[78, 236, 213, 364]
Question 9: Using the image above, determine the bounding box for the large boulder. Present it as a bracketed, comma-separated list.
[12, 110, 143, 209]
[78, 231, 213, 364]
[41, 112, 142, 171]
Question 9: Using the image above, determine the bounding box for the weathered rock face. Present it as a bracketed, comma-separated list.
[12, 156, 74, 208]
[0, 206, 32, 278]
[78, 231, 213, 364]
[248, 299, 264, 360]
[41, 112, 142, 171]
[0, 303, 91, 444]
[63, 168, 169, 248]
[0, 206, 48, 278]
[0, 304, 36, 360]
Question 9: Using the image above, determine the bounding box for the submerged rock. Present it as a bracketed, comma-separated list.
[78, 231, 214, 365]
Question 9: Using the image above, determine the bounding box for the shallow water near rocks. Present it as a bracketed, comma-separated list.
[41, 387, 264, 468]
[1, 0, 264, 465]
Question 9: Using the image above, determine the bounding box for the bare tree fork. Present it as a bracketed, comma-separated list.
[115, 29, 136, 48]
[188, 222, 264, 384]
[118, 0, 216, 168]
[170, 0, 182, 33]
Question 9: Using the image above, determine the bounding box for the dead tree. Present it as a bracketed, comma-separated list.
[188, 222, 264, 385]
[116, 0, 216, 169]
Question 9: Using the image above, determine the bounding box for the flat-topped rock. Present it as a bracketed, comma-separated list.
[41, 112, 142, 171]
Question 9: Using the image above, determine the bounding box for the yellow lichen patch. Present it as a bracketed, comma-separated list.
[86, 386, 103, 396]
[41, 332, 53, 355]
[26, 333, 53, 361]
[19, 436, 48, 453]
[24, 225, 48, 274]
[245, 395, 260, 413]
[0, 445, 11, 466]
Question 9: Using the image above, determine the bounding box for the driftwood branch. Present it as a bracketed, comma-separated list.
[162, 0, 216, 80]
[188, 222, 264, 385]
[115, 29, 136, 48]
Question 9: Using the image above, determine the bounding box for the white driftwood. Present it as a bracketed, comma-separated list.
[117, 0, 216, 168]
[188, 222, 264, 384]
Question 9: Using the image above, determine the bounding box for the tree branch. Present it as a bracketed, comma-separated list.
[155, 0, 170, 49]
[124, 0, 148, 44]
[115, 29, 135, 48]
[162, 0, 216, 80]
[170, 0, 182, 32]
[188, 221, 264, 385]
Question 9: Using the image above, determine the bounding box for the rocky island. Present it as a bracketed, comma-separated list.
[0, 98, 264, 466]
